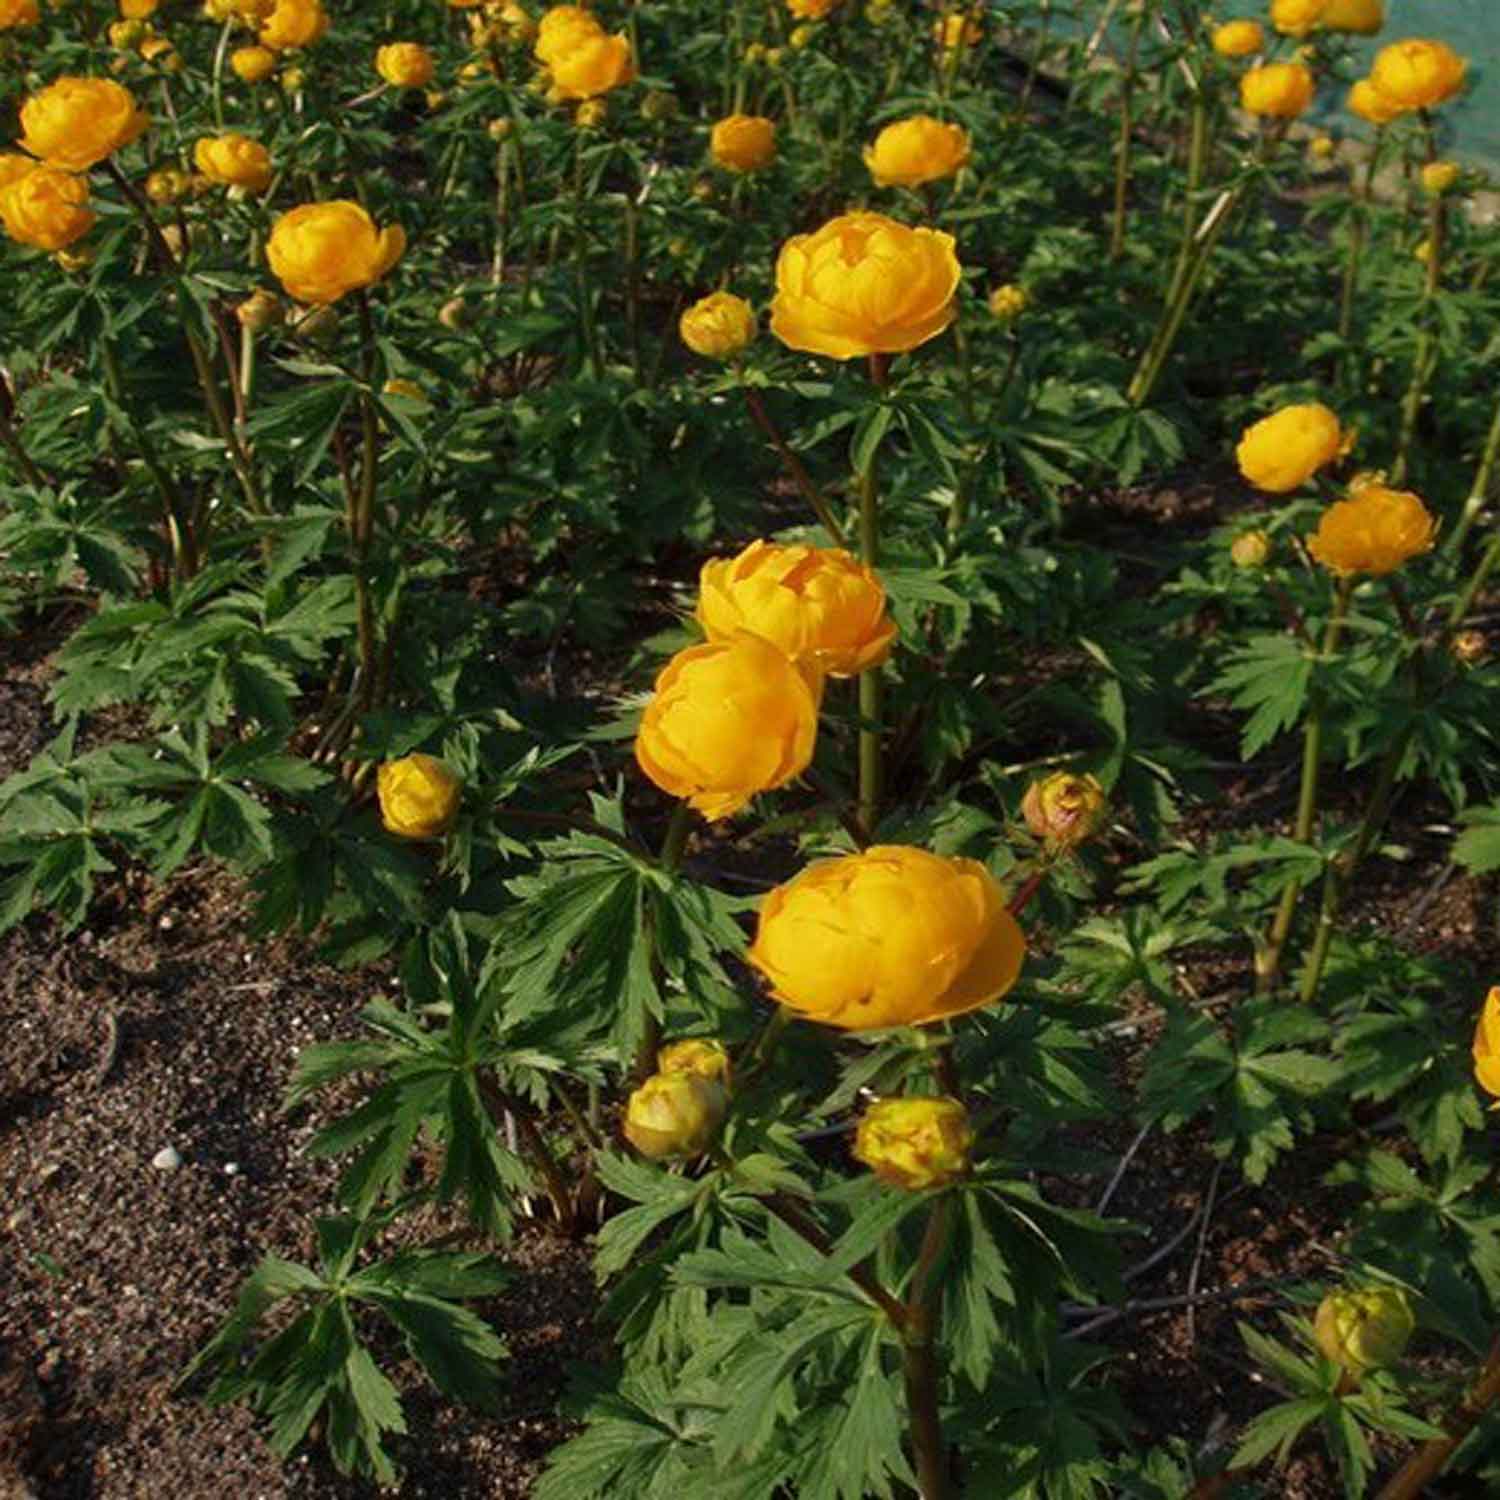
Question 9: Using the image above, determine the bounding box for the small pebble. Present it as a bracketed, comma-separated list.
[151, 1146, 182, 1171]
[224, 1162, 240, 1176]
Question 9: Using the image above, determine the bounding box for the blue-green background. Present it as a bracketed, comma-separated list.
[1214, 0, 1499, 164]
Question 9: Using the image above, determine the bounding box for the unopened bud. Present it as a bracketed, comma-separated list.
[623, 1072, 727, 1159]
[1313, 1287, 1414, 1377]
[1452, 629, 1488, 665]
[1230, 530, 1272, 569]
[988, 283, 1028, 322]
[1021, 771, 1106, 850]
[487, 116, 513, 141]
[575, 98, 607, 129]
[641, 89, 678, 122]
[657, 1038, 731, 1087]
[438, 296, 471, 330]
[852, 1097, 973, 1190]
[145, 166, 190, 203]
[376, 753, 462, 839]
[235, 289, 284, 333]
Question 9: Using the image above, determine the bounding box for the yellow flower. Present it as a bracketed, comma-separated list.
[119, 0, 158, 16]
[1369, 39, 1466, 111]
[1346, 76, 1403, 125]
[657, 1038, 731, 1087]
[1269, 0, 1326, 38]
[634, 632, 822, 821]
[863, 115, 970, 189]
[770, 211, 961, 360]
[143, 166, 188, 203]
[1308, 134, 1336, 160]
[1318, 0, 1382, 35]
[548, 29, 634, 100]
[747, 845, 1026, 1030]
[679, 291, 757, 358]
[1412, 236, 1433, 265]
[1452, 630, 1489, 666]
[0, 0, 40, 27]
[852, 1097, 973, 1190]
[1474, 987, 1500, 1099]
[697, 539, 896, 678]
[194, 133, 273, 192]
[710, 113, 776, 172]
[109, 17, 147, 47]
[230, 45, 278, 82]
[575, 97, 607, 128]
[266, 200, 406, 304]
[18, 77, 150, 172]
[787, 0, 838, 17]
[259, 0, 327, 51]
[988, 283, 1028, 322]
[375, 753, 462, 839]
[1020, 772, 1106, 851]
[1420, 160, 1460, 196]
[623, 1073, 727, 1159]
[1313, 1287, 1414, 1376]
[139, 35, 181, 70]
[932, 10, 980, 49]
[1230, 530, 1272, 568]
[534, 4, 599, 66]
[1240, 61, 1315, 118]
[1211, 19, 1262, 57]
[375, 42, 435, 88]
[1306, 484, 1436, 576]
[0, 167, 95, 251]
[788, 23, 816, 48]
[1235, 402, 1346, 494]
[0, 154, 38, 191]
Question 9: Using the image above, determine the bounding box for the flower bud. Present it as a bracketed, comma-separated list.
[231, 45, 278, 83]
[988, 283, 1028, 322]
[640, 89, 677, 121]
[852, 1096, 973, 1189]
[743, 42, 764, 64]
[487, 116, 513, 140]
[1240, 61, 1315, 119]
[1452, 630, 1488, 666]
[1308, 134, 1336, 160]
[438, 295, 471, 330]
[1021, 771, 1106, 851]
[145, 166, 190, 203]
[376, 753, 463, 839]
[1313, 1287, 1414, 1376]
[763, 47, 783, 67]
[109, 17, 149, 47]
[575, 97, 608, 128]
[623, 1072, 727, 1159]
[1230, 530, 1272, 569]
[1421, 160, 1459, 196]
[54, 246, 94, 272]
[789, 23, 815, 48]
[679, 290, 756, 359]
[280, 66, 305, 92]
[235, 288, 284, 332]
[710, 113, 776, 173]
[1211, 19, 1263, 57]
[657, 1037, 731, 1087]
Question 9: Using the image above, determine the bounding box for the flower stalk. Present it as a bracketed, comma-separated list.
[903, 1195, 955, 1499]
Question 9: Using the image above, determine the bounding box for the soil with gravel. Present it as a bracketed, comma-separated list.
[4, 477, 1500, 1499]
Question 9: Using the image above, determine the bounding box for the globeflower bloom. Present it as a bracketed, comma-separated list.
[1421, 161, 1460, 195]
[194, 133, 273, 192]
[548, 30, 634, 100]
[634, 631, 822, 821]
[1240, 62, 1315, 118]
[1269, 0, 1326, 37]
[0, 0, 39, 27]
[787, 0, 839, 17]
[259, 0, 328, 51]
[534, 5, 600, 66]
[0, 154, 37, 191]
[863, 115, 970, 189]
[679, 291, 757, 358]
[1369, 39, 1466, 111]
[1211, 19, 1263, 57]
[1235, 402, 1347, 494]
[747, 846, 1026, 1030]
[230, 45, 278, 82]
[120, 0, 159, 16]
[697, 539, 896, 677]
[1313, 1287, 1414, 1376]
[0, 167, 94, 251]
[623, 1072, 727, 1159]
[1319, 0, 1383, 35]
[933, 11, 980, 49]
[18, 77, 150, 172]
[770, 211, 960, 360]
[853, 1097, 974, 1190]
[1021, 771, 1106, 851]
[1347, 76, 1404, 126]
[1306, 485, 1435, 576]
[710, 114, 776, 172]
[376, 754, 462, 839]
[1473, 986, 1500, 1100]
[375, 42, 435, 88]
[266, 200, 406, 304]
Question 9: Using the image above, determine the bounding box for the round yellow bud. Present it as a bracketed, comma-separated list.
[748, 845, 1026, 1030]
[376, 754, 463, 839]
[375, 42, 435, 89]
[109, 17, 148, 46]
[1211, 19, 1263, 57]
[1451, 630, 1488, 667]
[932, 11, 980, 49]
[678, 291, 757, 360]
[623, 1072, 727, 1159]
[710, 113, 776, 173]
[575, 97, 608, 128]
[1240, 61, 1315, 118]
[1313, 1287, 1414, 1375]
[634, 632, 822, 822]
[743, 42, 764, 64]
[235, 288, 284, 333]
[487, 117, 513, 140]
[194, 132, 273, 192]
[697, 539, 895, 677]
[852, 1096, 973, 1190]
[1235, 402, 1347, 494]
[988, 283, 1028, 322]
[1309, 134, 1336, 160]
[863, 114, 970, 189]
[1230, 530, 1272, 569]
[145, 166, 191, 203]
[1421, 161, 1460, 196]
[1020, 772, 1106, 851]
[1306, 484, 1436, 576]
[230, 45, 277, 83]
[763, 46, 783, 67]
[657, 1038, 731, 1087]
[788, 23, 815, 48]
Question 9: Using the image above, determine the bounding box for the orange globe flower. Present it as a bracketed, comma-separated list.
[18, 77, 149, 172]
[549, 30, 633, 99]
[748, 846, 1025, 1030]
[376, 754, 463, 839]
[710, 114, 776, 173]
[0, 167, 94, 251]
[0, 0, 40, 27]
[1211, 20, 1263, 58]
[863, 115, 970, 189]
[1347, 77, 1404, 125]
[853, 1097, 974, 1189]
[194, 133, 273, 192]
[266, 200, 406, 304]
[1473, 987, 1500, 1102]
[1368, 39, 1466, 111]
[375, 42, 435, 88]
[679, 291, 757, 358]
[1240, 62, 1315, 118]
[770, 211, 960, 360]
[1306, 485, 1435, 576]
[1319, 0, 1383, 35]
[1235, 403, 1347, 493]
[259, 0, 328, 51]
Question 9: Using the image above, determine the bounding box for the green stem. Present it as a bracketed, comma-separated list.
[0, 380, 49, 490]
[1337, 129, 1382, 344]
[1392, 114, 1441, 487]
[1168, 76, 1210, 304]
[857, 442, 883, 839]
[573, 134, 603, 378]
[1441, 389, 1500, 561]
[903, 1196, 955, 1500]
[634, 801, 695, 1080]
[1257, 576, 1353, 995]
[740, 384, 847, 546]
[1109, 4, 1147, 262]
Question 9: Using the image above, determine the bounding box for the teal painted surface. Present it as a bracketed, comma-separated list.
[1214, 0, 1500, 164]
